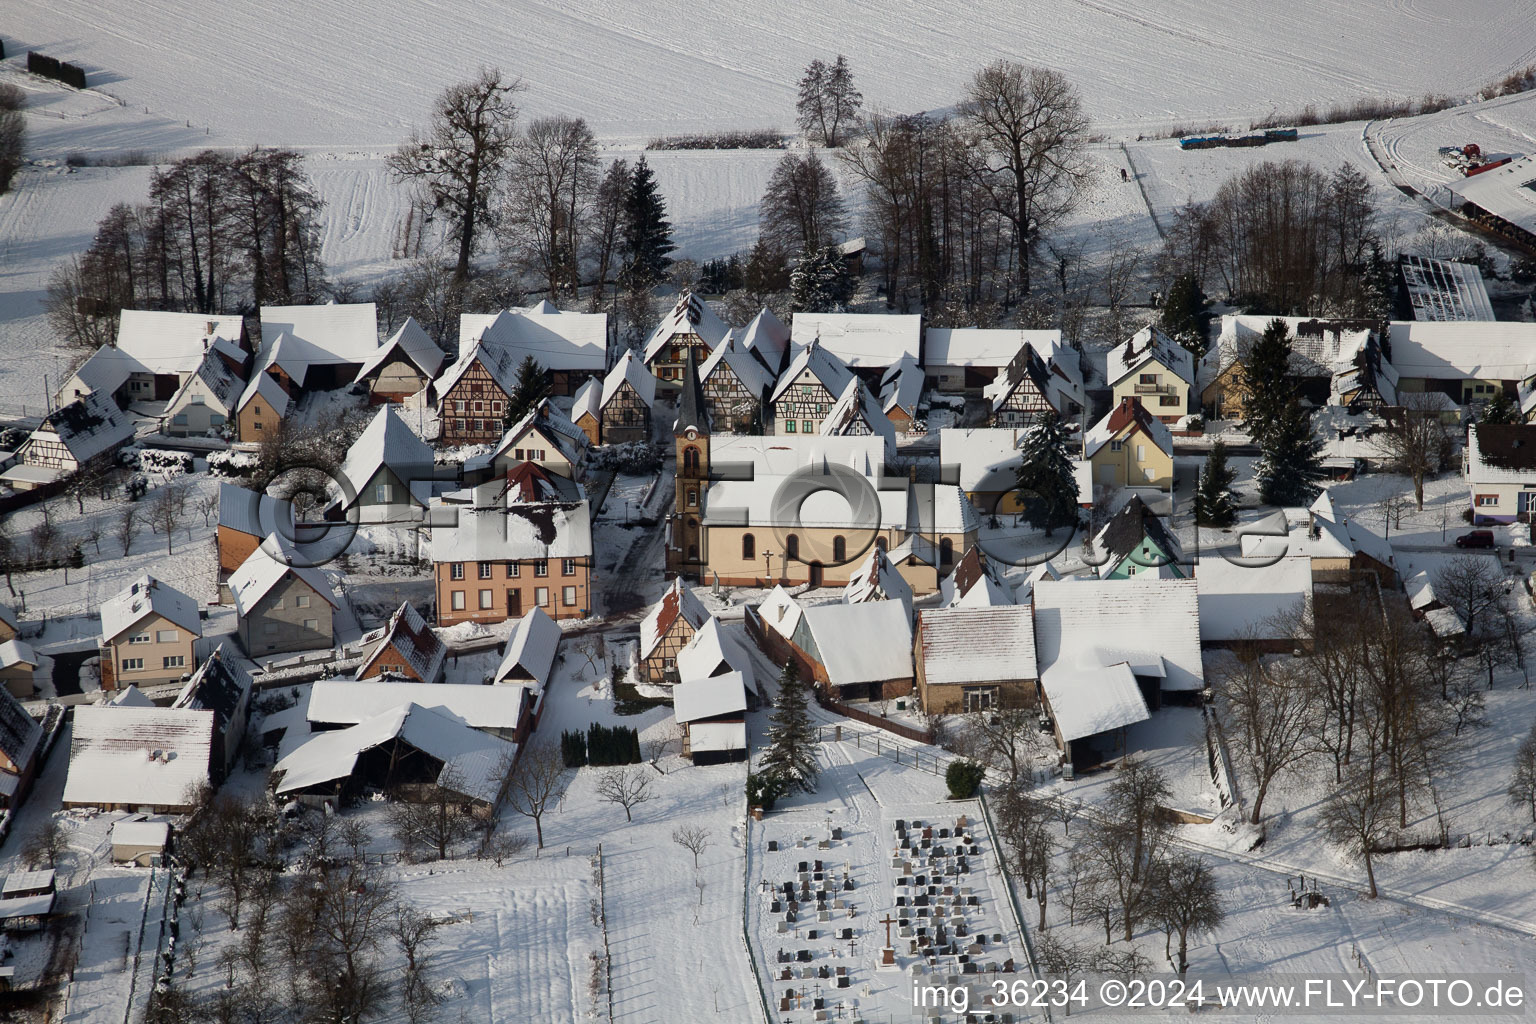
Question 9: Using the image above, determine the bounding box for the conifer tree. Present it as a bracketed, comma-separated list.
[1193, 439, 1238, 527]
[1014, 415, 1080, 536]
[1257, 403, 1325, 507]
[619, 155, 675, 291]
[1239, 318, 1296, 445]
[504, 355, 549, 427]
[1160, 273, 1207, 357]
[1482, 391, 1519, 425]
[759, 662, 819, 794]
[789, 245, 852, 312]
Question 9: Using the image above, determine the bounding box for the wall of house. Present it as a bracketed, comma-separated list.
[165, 391, 230, 437]
[369, 360, 427, 401]
[105, 612, 198, 688]
[1200, 364, 1247, 421]
[239, 575, 334, 656]
[1468, 480, 1534, 524]
[435, 558, 592, 626]
[641, 618, 698, 684]
[1111, 363, 1188, 422]
[1087, 438, 1173, 491]
[217, 527, 262, 579]
[237, 394, 280, 443]
[488, 430, 579, 481]
[0, 664, 36, 699]
[698, 524, 963, 591]
[575, 412, 601, 446]
[916, 677, 1036, 715]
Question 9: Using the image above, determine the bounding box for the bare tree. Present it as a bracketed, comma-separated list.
[587, 158, 630, 311]
[958, 61, 1092, 297]
[81, 520, 103, 557]
[389, 764, 480, 861]
[503, 743, 569, 849]
[1319, 770, 1395, 897]
[388, 69, 523, 284]
[180, 794, 277, 929]
[21, 819, 67, 869]
[1213, 644, 1315, 824]
[595, 765, 655, 823]
[795, 56, 862, 147]
[1148, 855, 1225, 973]
[281, 859, 397, 1021]
[487, 831, 530, 867]
[149, 487, 180, 555]
[390, 903, 444, 1023]
[1433, 555, 1504, 639]
[504, 115, 598, 300]
[196, 491, 220, 528]
[1509, 724, 1536, 823]
[671, 823, 712, 868]
[954, 707, 1045, 788]
[759, 151, 846, 256]
[1371, 395, 1449, 508]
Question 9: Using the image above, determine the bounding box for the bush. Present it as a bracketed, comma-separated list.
[561, 729, 588, 768]
[945, 760, 986, 799]
[207, 449, 259, 478]
[586, 723, 640, 766]
[585, 442, 663, 475]
[120, 447, 193, 475]
[647, 129, 788, 151]
[747, 771, 785, 812]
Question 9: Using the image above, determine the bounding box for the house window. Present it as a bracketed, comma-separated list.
[1110, 440, 1124, 452]
[803, 421, 813, 433]
[507, 563, 521, 578]
[833, 536, 846, 562]
[479, 561, 494, 579]
[1476, 494, 1498, 507]
[514, 448, 525, 460]
[1160, 395, 1179, 407]
[296, 594, 310, 609]
[962, 686, 998, 712]
[211, 414, 225, 426]
[264, 622, 278, 635]
[473, 419, 484, 432]
[1135, 444, 1145, 462]
[189, 394, 205, 405]
[536, 587, 550, 607]
[562, 558, 576, 576]
[743, 533, 755, 559]
[376, 483, 393, 503]
[451, 563, 465, 580]
[492, 401, 503, 414]
[473, 400, 484, 413]
[303, 618, 319, 631]
[479, 589, 494, 609]
[562, 585, 577, 606]
[451, 590, 466, 610]
[454, 419, 465, 431]
[786, 534, 799, 561]
[687, 488, 698, 507]
[122, 658, 144, 671]
[172, 414, 189, 426]
[254, 422, 264, 431]
[785, 420, 796, 433]
[535, 560, 549, 577]
[455, 400, 466, 413]
[129, 633, 151, 645]
[156, 629, 178, 643]
[161, 654, 185, 670]
[1139, 372, 1157, 385]
[940, 537, 954, 567]
[273, 598, 284, 611]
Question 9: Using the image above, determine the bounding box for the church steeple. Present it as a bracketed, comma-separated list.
[667, 348, 710, 580]
[674, 345, 709, 439]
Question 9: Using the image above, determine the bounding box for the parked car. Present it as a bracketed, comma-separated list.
[1455, 530, 1495, 549]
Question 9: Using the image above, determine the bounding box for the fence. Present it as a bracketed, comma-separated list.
[977, 789, 1051, 1023]
[817, 696, 934, 744]
[818, 725, 951, 777]
[594, 845, 613, 1022]
[740, 812, 776, 1024]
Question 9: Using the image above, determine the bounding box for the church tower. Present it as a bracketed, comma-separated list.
[667, 348, 711, 579]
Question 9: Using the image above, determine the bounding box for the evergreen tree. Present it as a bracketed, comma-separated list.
[1257, 403, 1325, 507]
[789, 245, 852, 312]
[759, 662, 819, 794]
[1482, 391, 1519, 425]
[744, 237, 790, 294]
[619, 156, 675, 291]
[1193, 439, 1238, 527]
[1239, 318, 1296, 445]
[1160, 273, 1207, 357]
[1014, 415, 1080, 536]
[504, 354, 550, 427]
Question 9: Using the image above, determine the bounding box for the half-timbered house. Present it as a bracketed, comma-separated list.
[432, 340, 520, 447]
[597, 350, 657, 444]
[642, 292, 732, 390]
[984, 344, 1063, 427]
[768, 339, 854, 436]
[639, 578, 710, 684]
[458, 304, 607, 396]
[2, 390, 135, 490]
[819, 376, 897, 455]
[699, 331, 774, 434]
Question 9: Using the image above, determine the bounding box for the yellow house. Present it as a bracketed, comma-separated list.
[1084, 397, 1174, 493]
[1106, 326, 1195, 424]
[235, 372, 291, 444]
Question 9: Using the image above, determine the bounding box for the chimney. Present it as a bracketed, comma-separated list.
[205, 320, 215, 337]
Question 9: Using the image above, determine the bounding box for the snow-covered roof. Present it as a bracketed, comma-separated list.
[790, 313, 920, 368]
[640, 578, 710, 662]
[66, 311, 245, 398]
[429, 501, 592, 562]
[100, 575, 202, 643]
[918, 607, 1036, 686]
[802, 602, 914, 686]
[1105, 325, 1195, 389]
[112, 821, 170, 849]
[1196, 554, 1311, 643]
[601, 350, 657, 410]
[1090, 495, 1182, 575]
[466, 400, 588, 473]
[879, 354, 924, 417]
[1083, 397, 1174, 459]
[700, 331, 775, 399]
[0, 639, 36, 670]
[355, 317, 445, 383]
[708, 433, 887, 477]
[739, 307, 791, 371]
[1400, 254, 1495, 322]
[0, 605, 15, 635]
[459, 307, 607, 371]
[433, 337, 521, 400]
[1033, 577, 1203, 692]
[843, 546, 914, 620]
[337, 404, 434, 501]
[308, 681, 528, 732]
[31, 390, 135, 464]
[357, 602, 446, 683]
[0, 687, 40, 785]
[235, 365, 291, 418]
[907, 482, 980, 536]
[227, 543, 339, 617]
[675, 617, 756, 691]
[642, 293, 732, 362]
[276, 701, 513, 803]
[494, 606, 561, 688]
[925, 328, 1061, 368]
[820, 377, 897, 452]
[1041, 661, 1150, 743]
[1386, 321, 1536, 381]
[165, 349, 246, 415]
[170, 644, 252, 732]
[941, 427, 1026, 493]
[770, 338, 855, 404]
[1013, 560, 1061, 603]
[673, 670, 748, 724]
[63, 705, 214, 808]
[1466, 423, 1536, 483]
[1201, 315, 1373, 388]
[571, 377, 602, 425]
[688, 721, 747, 753]
[757, 586, 804, 639]
[107, 686, 154, 708]
[938, 545, 1007, 608]
[2, 869, 54, 897]
[259, 302, 380, 366]
[1449, 155, 1536, 239]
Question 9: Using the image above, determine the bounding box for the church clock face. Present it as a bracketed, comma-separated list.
[685, 429, 697, 441]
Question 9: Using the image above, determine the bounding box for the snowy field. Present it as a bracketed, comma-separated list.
[9, 0, 1536, 145]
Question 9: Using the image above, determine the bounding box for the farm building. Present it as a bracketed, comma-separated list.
[673, 671, 749, 765]
[914, 606, 1037, 715]
[112, 821, 171, 866]
[258, 302, 382, 391]
[63, 705, 215, 813]
[0, 640, 39, 700]
[675, 617, 757, 697]
[57, 310, 247, 406]
[1399, 254, 1495, 322]
[492, 606, 562, 691]
[170, 644, 254, 782]
[1195, 554, 1312, 650]
[353, 317, 445, 403]
[789, 312, 920, 372]
[1, 390, 135, 490]
[458, 303, 607, 396]
[1448, 155, 1536, 249]
[1463, 422, 1536, 523]
[307, 681, 531, 743]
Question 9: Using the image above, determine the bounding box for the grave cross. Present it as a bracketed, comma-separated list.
[880, 912, 897, 947]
